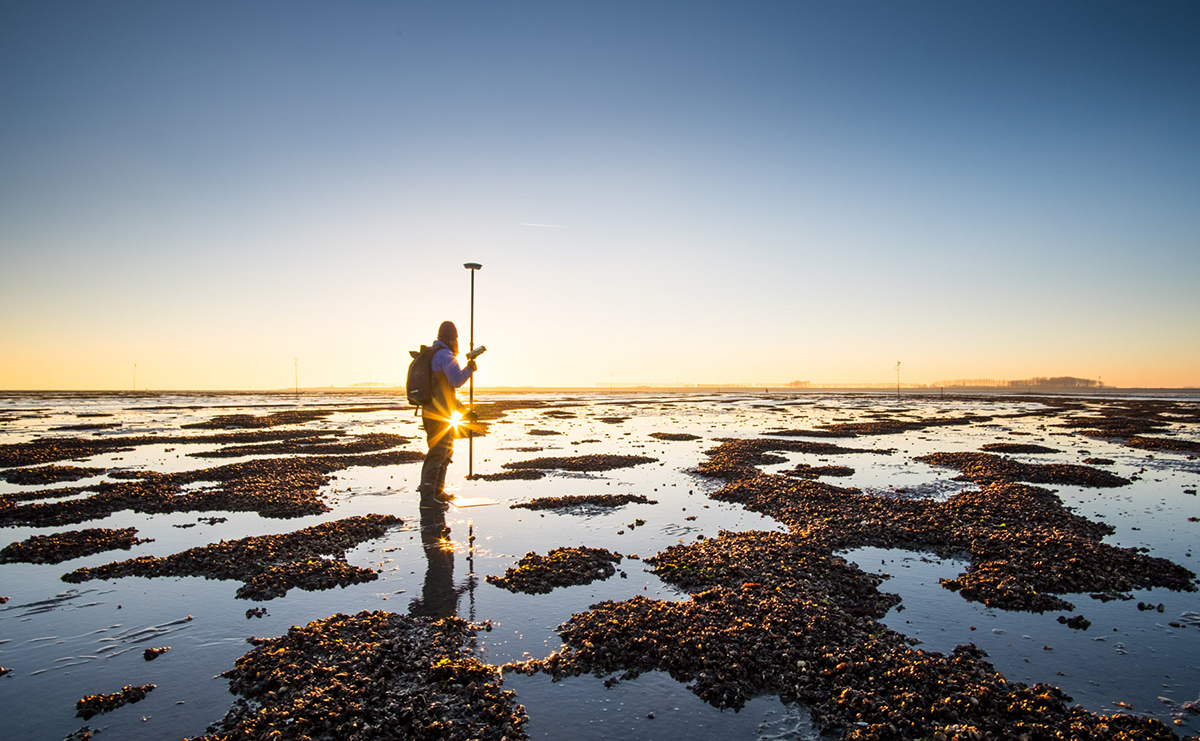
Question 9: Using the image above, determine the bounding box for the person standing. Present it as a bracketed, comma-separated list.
[418, 320, 476, 510]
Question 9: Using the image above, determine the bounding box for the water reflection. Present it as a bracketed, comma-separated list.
[408, 509, 462, 618]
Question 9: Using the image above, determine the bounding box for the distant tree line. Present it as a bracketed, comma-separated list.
[593, 376, 1102, 389]
[776, 377, 1102, 389]
[929, 377, 1101, 388]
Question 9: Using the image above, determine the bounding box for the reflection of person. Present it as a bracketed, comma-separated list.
[408, 509, 460, 618]
[418, 320, 477, 510]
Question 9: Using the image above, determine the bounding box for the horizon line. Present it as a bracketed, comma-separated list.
[1, 384, 1198, 394]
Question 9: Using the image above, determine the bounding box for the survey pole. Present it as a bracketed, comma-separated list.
[463, 262, 482, 476]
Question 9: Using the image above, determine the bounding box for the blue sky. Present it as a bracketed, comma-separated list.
[2, 1, 1197, 388]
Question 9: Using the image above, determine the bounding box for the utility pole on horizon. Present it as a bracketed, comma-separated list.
[294, 358, 298, 395]
[896, 361, 901, 397]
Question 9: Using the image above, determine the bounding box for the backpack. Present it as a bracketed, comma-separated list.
[406, 345, 439, 407]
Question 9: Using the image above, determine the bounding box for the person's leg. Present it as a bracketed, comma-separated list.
[420, 419, 451, 509]
[435, 435, 454, 502]
[418, 421, 439, 492]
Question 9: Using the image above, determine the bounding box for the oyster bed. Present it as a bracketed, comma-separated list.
[188, 611, 526, 741]
[0, 450, 423, 526]
[486, 547, 624, 594]
[914, 452, 1131, 488]
[783, 463, 856, 479]
[0, 527, 151, 565]
[75, 683, 156, 720]
[511, 494, 658, 511]
[62, 514, 401, 601]
[2, 465, 108, 485]
[507, 532, 1181, 739]
[1, 390, 1199, 740]
[501, 453, 659, 472]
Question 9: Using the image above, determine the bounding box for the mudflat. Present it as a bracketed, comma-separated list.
[1, 390, 1198, 740]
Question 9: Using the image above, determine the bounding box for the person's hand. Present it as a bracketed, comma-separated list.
[467, 359, 478, 372]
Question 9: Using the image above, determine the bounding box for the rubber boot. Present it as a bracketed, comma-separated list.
[418, 484, 448, 511]
[435, 460, 453, 504]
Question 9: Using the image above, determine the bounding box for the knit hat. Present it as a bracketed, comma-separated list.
[437, 321, 458, 352]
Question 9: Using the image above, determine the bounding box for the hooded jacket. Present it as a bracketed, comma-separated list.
[425, 339, 473, 422]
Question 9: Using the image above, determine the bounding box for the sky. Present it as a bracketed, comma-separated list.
[1, 1, 1198, 390]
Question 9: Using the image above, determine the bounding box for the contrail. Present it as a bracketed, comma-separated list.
[520, 222, 571, 229]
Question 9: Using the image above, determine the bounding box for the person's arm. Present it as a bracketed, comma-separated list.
[433, 348, 474, 388]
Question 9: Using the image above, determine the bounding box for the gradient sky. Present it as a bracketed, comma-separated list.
[2, 1, 1197, 390]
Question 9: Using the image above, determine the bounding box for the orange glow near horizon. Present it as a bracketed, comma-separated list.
[1, 6, 1197, 393]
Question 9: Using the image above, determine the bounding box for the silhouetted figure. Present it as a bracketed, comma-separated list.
[408, 508, 461, 618]
[417, 320, 477, 510]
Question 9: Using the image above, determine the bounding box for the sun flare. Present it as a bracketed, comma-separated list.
[449, 410, 464, 427]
